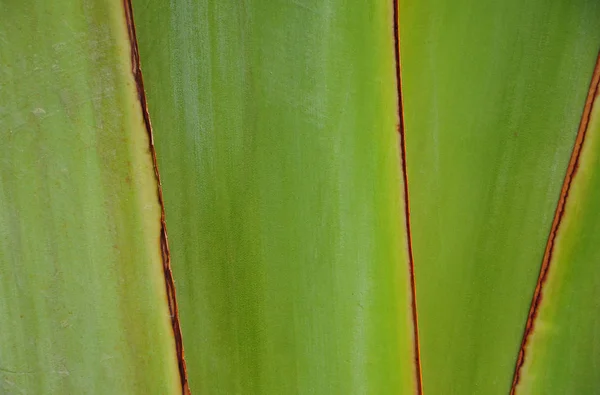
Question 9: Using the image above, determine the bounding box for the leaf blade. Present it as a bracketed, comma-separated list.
[0, 1, 181, 393]
[514, 55, 600, 395]
[399, 0, 600, 393]
[133, 0, 419, 393]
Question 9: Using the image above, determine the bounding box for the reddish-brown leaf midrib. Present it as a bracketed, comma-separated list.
[123, 1, 190, 393]
[510, 52, 600, 394]
[393, 1, 424, 394]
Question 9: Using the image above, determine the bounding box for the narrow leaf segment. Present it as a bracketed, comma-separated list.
[511, 53, 600, 394]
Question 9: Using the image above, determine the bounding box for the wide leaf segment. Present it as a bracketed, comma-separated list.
[133, 0, 419, 393]
[0, 1, 181, 393]
[513, 57, 600, 395]
[399, 0, 600, 393]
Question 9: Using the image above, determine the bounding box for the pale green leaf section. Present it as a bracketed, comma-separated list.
[515, 77, 600, 394]
[0, 1, 180, 393]
[133, 0, 417, 393]
[399, 0, 600, 393]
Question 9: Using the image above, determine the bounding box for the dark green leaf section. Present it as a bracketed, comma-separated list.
[398, 0, 600, 393]
[133, 0, 418, 393]
[0, 1, 180, 393]
[514, 65, 600, 394]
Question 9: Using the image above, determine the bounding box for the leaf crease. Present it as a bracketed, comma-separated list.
[123, 1, 190, 393]
[394, 1, 423, 393]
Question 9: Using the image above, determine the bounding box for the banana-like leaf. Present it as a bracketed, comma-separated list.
[399, 0, 600, 393]
[0, 1, 181, 393]
[132, 0, 419, 393]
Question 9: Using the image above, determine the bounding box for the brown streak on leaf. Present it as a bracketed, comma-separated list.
[510, 52, 600, 394]
[393, 1, 423, 393]
[123, 1, 190, 393]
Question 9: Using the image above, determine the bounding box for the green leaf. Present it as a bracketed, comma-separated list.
[513, 60, 600, 394]
[5, 0, 600, 393]
[132, 0, 419, 393]
[399, 0, 600, 393]
[0, 1, 181, 393]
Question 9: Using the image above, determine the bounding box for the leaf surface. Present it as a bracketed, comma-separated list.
[0, 1, 181, 393]
[398, 0, 600, 393]
[513, 57, 600, 395]
[133, 0, 419, 393]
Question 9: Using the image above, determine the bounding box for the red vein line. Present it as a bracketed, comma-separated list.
[123, 1, 190, 393]
[393, 1, 423, 393]
[510, 52, 600, 395]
